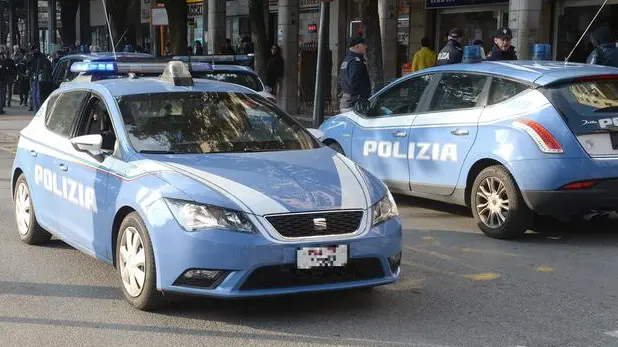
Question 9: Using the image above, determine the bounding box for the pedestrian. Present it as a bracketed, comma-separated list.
[14, 48, 28, 107]
[265, 44, 284, 98]
[3, 48, 16, 108]
[586, 26, 618, 68]
[412, 37, 437, 72]
[194, 40, 203, 56]
[486, 27, 517, 61]
[27, 44, 52, 113]
[436, 28, 464, 65]
[473, 39, 487, 60]
[339, 35, 371, 113]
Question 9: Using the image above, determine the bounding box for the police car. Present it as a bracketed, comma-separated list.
[320, 50, 618, 239]
[11, 61, 402, 310]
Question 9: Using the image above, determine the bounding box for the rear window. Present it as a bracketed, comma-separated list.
[543, 78, 618, 135]
[194, 72, 263, 91]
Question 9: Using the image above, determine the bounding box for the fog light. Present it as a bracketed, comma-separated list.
[173, 269, 230, 289]
[388, 252, 401, 274]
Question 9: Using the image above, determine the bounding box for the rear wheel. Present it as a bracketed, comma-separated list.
[116, 212, 166, 311]
[471, 166, 532, 239]
[14, 175, 51, 245]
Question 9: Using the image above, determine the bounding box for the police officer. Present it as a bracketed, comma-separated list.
[339, 36, 371, 113]
[436, 28, 464, 66]
[487, 27, 518, 61]
[587, 26, 618, 68]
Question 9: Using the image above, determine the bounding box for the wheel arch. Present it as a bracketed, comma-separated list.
[111, 206, 137, 268]
[12, 167, 23, 199]
[464, 158, 518, 208]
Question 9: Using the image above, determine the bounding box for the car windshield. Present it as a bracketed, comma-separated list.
[194, 72, 263, 91]
[117, 92, 318, 154]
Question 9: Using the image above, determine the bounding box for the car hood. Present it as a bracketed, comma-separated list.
[150, 147, 386, 216]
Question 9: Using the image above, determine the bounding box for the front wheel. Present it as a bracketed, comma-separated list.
[471, 166, 533, 239]
[116, 212, 166, 311]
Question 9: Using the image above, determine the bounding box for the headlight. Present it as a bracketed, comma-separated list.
[164, 198, 256, 233]
[372, 190, 399, 226]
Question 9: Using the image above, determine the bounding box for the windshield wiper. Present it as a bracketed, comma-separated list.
[594, 106, 618, 113]
[139, 150, 178, 154]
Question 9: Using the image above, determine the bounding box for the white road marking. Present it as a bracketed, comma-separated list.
[605, 330, 618, 338]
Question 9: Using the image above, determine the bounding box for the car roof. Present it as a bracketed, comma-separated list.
[210, 65, 256, 73]
[405, 60, 618, 86]
[59, 52, 156, 61]
[58, 76, 257, 97]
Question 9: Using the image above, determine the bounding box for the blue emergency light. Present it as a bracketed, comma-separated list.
[462, 45, 483, 63]
[532, 44, 552, 61]
[70, 61, 213, 75]
[70, 62, 118, 74]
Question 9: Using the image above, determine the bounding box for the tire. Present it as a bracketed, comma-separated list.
[470, 165, 533, 239]
[326, 141, 345, 155]
[116, 212, 166, 311]
[14, 175, 52, 245]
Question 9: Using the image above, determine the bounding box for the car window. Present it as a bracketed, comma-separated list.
[117, 92, 319, 154]
[373, 74, 432, 116]
[45, 91, 87, 137]
[53, 60, 69, 86]
[65, 60, 80, 82]
[488, 78, 530, 105]
[194, 72, 263, 91]
[77, 97, 117, 152]
[428, 73, 488, 112]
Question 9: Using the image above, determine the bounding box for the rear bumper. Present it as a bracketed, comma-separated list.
[522, 179, 618, 216]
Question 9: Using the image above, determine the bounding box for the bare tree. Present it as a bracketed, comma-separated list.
[161, 0, 188, 55]
[248, 0, 269, 78]
[360, 0, 383, 93]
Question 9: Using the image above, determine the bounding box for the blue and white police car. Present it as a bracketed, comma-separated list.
[320, 56, 618, 239]
[11, 61, 402, 310]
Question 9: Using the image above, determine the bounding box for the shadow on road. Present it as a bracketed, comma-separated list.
[0, 280, 119, 300]
[394, 194, 472, 217]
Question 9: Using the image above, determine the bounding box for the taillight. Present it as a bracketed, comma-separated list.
[561, 180, 598, 190]
[513, 119, 563, 154]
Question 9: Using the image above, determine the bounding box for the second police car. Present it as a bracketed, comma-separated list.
[12, 61, 402, 310]
[320, 49, 618, 239]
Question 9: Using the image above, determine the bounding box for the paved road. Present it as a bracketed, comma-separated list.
[2, 112, 618, 347]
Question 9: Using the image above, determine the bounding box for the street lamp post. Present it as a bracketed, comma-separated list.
[312, 0, 331, 129]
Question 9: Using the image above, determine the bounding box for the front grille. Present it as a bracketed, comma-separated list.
[240, 258, 384, 291]
[266, 211, 364, 238]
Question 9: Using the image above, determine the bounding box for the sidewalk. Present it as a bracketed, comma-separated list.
[0, 97, 35, 153]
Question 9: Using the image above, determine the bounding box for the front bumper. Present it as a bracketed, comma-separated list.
[522, 179, 618, 216]
[149, 214, 402, 298]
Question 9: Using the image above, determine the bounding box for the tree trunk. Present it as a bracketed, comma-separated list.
[249, 0, 269, 78]
[360, 0, 383, 93]
[162, 0, 188, 55]
[58, 0, 79, 47]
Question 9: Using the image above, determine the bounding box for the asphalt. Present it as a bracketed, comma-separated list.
[2, 107, 618, 347]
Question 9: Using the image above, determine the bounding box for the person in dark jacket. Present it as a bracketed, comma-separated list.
[339, 36, 371, 112]
[587, 26, 618, 68]
[193, 40, 203, 56]
[436, 28, 464, 65]
[27, 44, 52, 112]
[487, 27, 518, 61]
[265, 44, 284, 97]
[14, 48, 28, 106]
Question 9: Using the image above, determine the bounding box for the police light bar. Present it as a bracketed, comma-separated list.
[70, 61, 213, 75]
[532, 44, 552, 61]
[462, 45, 483, 63]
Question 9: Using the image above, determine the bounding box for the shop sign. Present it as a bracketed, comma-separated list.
[188, 3, 203, 18]
[151, 7, 168, 25]
[269, 0, 319, 10]
[426, 0, 508, 8]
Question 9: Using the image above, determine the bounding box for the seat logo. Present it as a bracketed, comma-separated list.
[313, 217, 327, 231]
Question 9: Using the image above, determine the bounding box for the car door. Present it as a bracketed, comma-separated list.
[409, 72, 490, 196]
[26, 94, 63, 233]
[54, 93, 119, 256]
[350, 74, 434, 191]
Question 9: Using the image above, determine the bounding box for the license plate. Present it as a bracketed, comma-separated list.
[296, 245, 348, 269]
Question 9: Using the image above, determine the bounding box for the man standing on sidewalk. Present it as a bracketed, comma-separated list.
[339, 36, 371, 113]
[486, 27, 518, 61]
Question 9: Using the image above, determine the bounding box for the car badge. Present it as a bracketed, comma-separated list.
[313, 217, 327, 231]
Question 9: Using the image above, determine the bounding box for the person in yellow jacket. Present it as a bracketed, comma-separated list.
[412, 37, 437, 72]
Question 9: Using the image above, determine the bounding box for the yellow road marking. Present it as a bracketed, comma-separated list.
[536, 265, 555, 273]
[460, 247, 520, 257]
[422, 236, 435, 241]
[464, 272, 501, 281]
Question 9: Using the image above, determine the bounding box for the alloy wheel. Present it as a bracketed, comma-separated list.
[475, 177, 510, 229]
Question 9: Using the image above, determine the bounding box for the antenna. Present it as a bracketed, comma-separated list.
[565, 0, 608, 63]
[100, 0, 117, 60]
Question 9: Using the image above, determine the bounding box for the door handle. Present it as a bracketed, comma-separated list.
[29, 150, 37, 157]
[392, 131, 407, 137]
[451, 129, 469, 136]
[58, 163, 68, 172]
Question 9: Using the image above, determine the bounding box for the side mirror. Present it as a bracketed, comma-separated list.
[354, 98, 372, 116]
[70, 134, 103, 155]
[307, 128, 324, 140]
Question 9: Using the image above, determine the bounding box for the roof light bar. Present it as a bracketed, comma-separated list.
[70, 61, 213, 75]
[462, 45, 483, 64]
